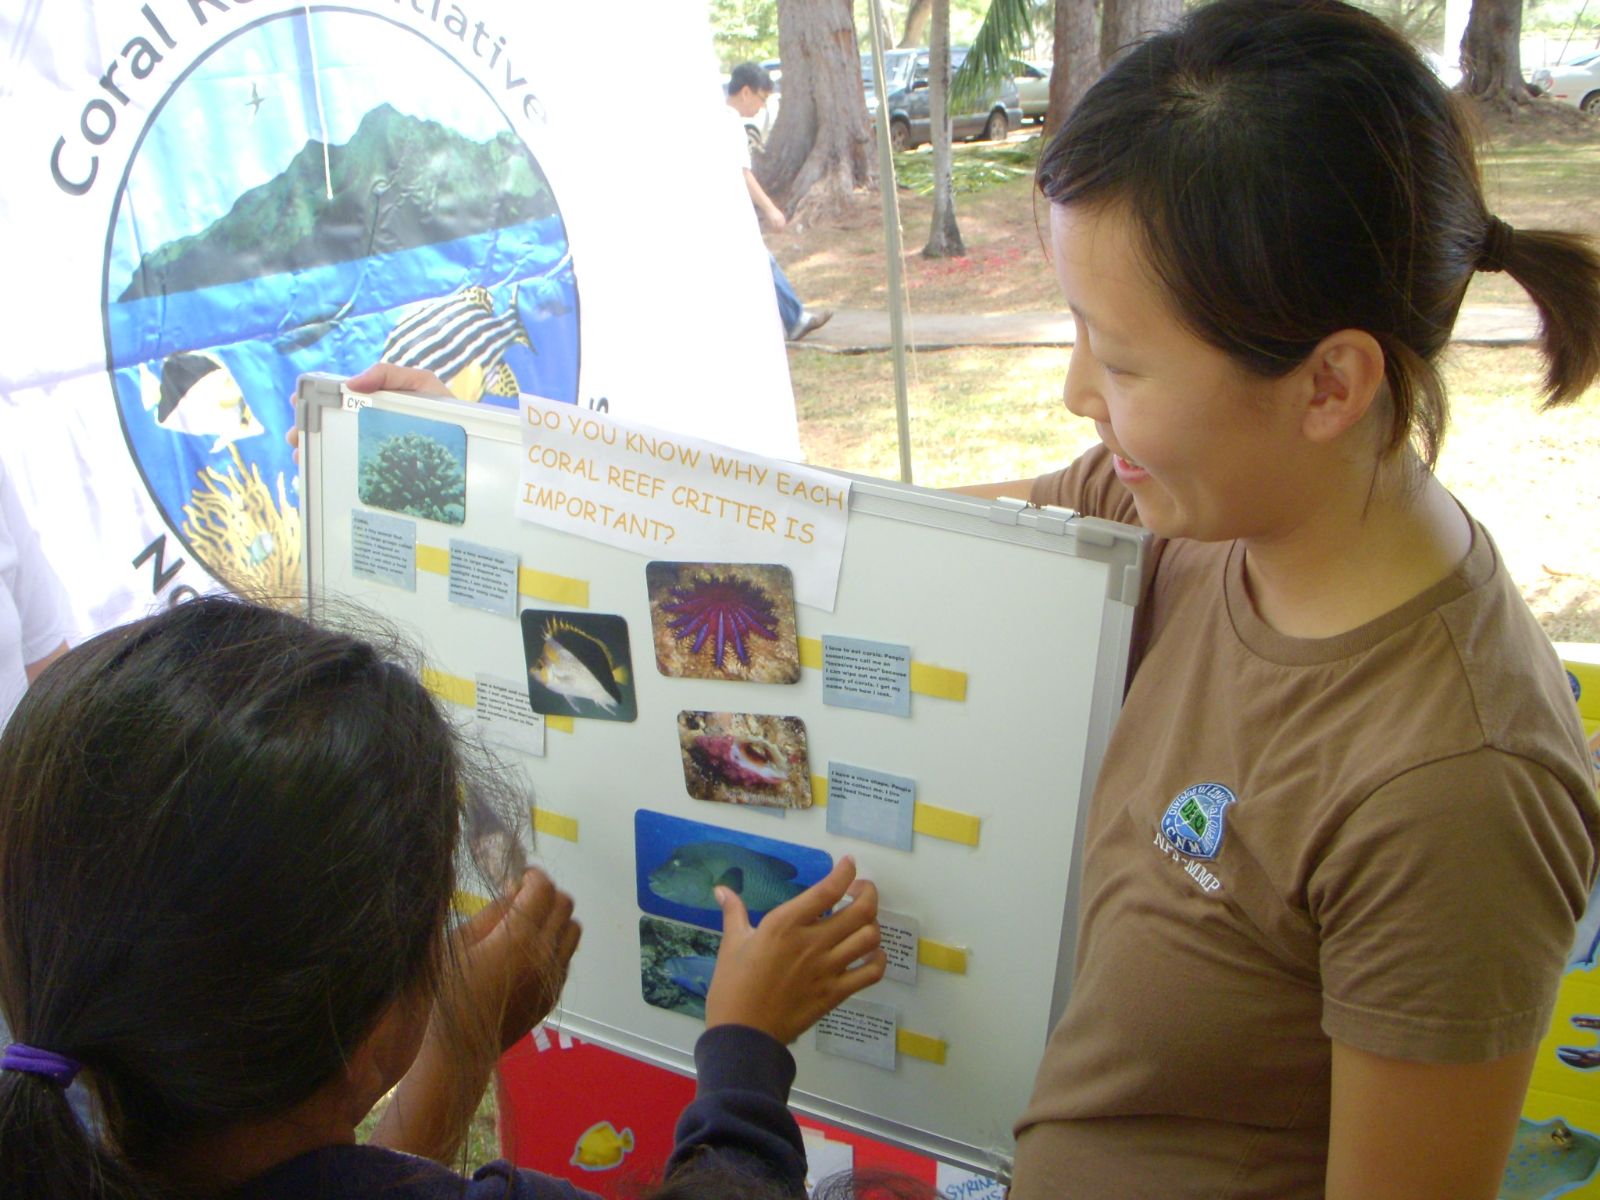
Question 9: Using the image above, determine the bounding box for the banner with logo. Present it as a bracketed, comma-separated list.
[0, 0, 797, 634]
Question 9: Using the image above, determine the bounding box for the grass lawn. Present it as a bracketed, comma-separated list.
[777, 118, 1600, 643]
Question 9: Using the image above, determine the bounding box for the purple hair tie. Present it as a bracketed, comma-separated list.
[1, 1043, 82, 1086]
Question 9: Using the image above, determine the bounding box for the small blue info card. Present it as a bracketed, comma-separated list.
[825, 761, 916, 851]
[821, 635, 912, 717]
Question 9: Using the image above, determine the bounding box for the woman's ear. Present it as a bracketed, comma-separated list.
[1298, 329, 1386, 444]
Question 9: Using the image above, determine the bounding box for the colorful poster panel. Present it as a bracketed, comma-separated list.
[678, 710, 811, 809]
[645, 562, 800, 683]
[357, 406, 467, 524]
[635, 809, 832, 932]
[521, 610, 637, 722]
[639, 915, 721, 1020]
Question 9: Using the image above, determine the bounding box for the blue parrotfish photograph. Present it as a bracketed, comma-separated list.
[639, 915, 722, 1020]
[634, 809, 832, 933]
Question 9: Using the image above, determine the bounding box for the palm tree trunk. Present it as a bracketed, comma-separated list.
[923, 0, 966, 257]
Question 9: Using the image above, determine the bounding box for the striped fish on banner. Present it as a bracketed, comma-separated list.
[381, 284, 532, 402]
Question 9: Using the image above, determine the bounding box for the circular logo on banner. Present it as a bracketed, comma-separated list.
[101, 8, 579, 596]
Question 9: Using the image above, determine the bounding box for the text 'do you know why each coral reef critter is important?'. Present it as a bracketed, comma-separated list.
[517, 394, 849, 611]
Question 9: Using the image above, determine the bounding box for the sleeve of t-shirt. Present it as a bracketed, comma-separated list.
[1311, 746, 1597, 1063]
[665, 1024, 807, 1195]
[0, 464, 74, 663]
[1030, 444, 1142, 526]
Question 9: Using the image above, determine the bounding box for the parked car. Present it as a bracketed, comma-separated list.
[1012, 59, 1050, 123]
[863, 47, 1024, 151]
[1530, 51, 1600, 114]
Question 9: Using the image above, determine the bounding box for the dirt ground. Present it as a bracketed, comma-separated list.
[773, 110, 1600, 644]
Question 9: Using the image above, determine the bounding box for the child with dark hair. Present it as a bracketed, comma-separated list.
[0, 597, 885, 1199]
[973, 0, 1600, 1195]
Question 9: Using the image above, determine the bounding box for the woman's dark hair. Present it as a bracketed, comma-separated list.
[0, 597, 464, 1198]
[1037, 0, 1600, 467]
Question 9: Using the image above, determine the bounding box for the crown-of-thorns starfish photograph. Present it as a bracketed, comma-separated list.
[645, 562, 800, 684]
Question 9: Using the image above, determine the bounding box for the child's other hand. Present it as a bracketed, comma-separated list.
[452, 867, 581, 1052]
[705, 856, 886, 1044]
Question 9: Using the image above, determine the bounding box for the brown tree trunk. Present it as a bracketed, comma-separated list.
[874, 3, 894, 58]
[1101, 0, 1180, 66]
[900, 0, 932, 47]
[1047, 0, 1102, 138]
[756, 0, 875, 225]
[1462, 0, 1533, 109]
[923, 0, 966, 257]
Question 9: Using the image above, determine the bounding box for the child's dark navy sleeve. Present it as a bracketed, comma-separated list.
[665, 1024, 808, 1195]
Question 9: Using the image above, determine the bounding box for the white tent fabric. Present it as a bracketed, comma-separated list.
[0, 0, 797, 636]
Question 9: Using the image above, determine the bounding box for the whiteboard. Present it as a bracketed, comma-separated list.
[296, 374, 1146, 1176]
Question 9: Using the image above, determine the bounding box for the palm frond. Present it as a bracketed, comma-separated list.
[950, 0, 1037, 111]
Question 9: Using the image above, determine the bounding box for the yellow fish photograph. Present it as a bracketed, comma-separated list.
[569, 1120, 635, 1172]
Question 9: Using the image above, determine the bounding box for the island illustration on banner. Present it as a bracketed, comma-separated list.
[101, 9, 579, 598]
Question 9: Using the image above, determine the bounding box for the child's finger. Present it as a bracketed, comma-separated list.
[504, 868, 563, 933]
[555, 918, 582, 967]
[822, 922, 883, 973]
[813, 881, 878, 950]
[829, 949, 889, 1005]
[454, 877, 521, 949]
[716, 885, 753, 942]
[771, 856, 858, 927]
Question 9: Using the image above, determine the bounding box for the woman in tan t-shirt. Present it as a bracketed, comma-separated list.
[978, 2, 1600, 1197]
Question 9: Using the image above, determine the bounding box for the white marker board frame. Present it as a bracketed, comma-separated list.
[297, 375, 1147, 1177]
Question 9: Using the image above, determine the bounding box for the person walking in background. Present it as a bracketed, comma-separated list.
[726, 62, 832, 342]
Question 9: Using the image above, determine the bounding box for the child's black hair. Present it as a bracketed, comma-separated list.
[0, 597, 462, 1197]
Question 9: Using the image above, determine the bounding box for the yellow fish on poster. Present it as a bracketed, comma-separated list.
[570, 1120, 635, 1171]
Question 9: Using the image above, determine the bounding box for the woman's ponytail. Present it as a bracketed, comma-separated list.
[1478, 217, 1600, 409]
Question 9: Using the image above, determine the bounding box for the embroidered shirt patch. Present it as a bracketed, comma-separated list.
[1159, 782, 1237, 861]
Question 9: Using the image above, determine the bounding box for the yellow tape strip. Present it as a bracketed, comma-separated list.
[520, 566, 590, 608]
[909, 661, 967, 701]
[416, 546, 590, 609]
[547, 714, 575, 734]
[808, 777, 979, 847]
[913, 803, 981, 847]
[919, 941, 969, 975]
[896, 1029, 947, 1065]
[796, 637, 966, 702]
[416, 543, 451, 575]
[452, 890, 492, 918]
[421, 667, 476, 708]
[533, 807, 580, 842]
